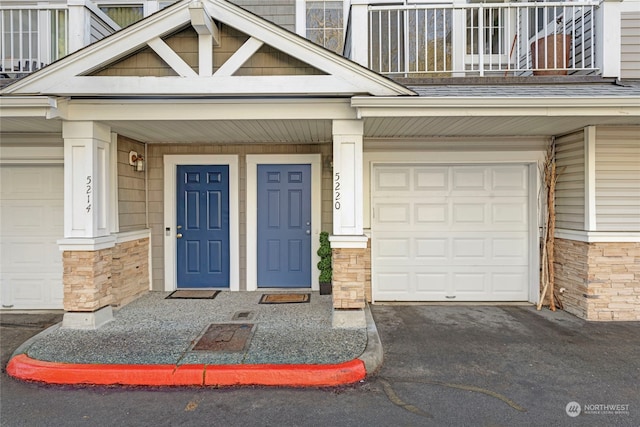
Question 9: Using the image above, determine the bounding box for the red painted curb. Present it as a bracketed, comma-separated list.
[204, 359, 366, 387]
[6, 354, 366, 387]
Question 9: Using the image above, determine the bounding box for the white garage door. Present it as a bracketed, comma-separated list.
[372, 164, 530, 302]
[0, 165, 64, 309]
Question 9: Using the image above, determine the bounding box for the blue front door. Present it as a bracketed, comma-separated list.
[257, 164, 312, 288]
[176, 165, 229, 288]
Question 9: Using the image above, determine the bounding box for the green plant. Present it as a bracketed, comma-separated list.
[317, 231, 332, 283]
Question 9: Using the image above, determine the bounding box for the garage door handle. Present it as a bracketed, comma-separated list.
[445, 296, 456, 299]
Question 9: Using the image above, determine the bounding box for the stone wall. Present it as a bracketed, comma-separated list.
[555, 238, 640, 321]
[332, 247, 367, 309]
[111, 238, 149, 308]
[63, 249, 113, 312]
[63, 238, 149, 312]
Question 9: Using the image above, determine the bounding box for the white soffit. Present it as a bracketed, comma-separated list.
[0, 0, 413, 97]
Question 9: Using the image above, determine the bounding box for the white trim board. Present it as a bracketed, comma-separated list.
[163, 155, 240, 292]
[245, 154, 322, 292]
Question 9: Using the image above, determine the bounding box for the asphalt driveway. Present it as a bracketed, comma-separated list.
[371, 304, 640, 425]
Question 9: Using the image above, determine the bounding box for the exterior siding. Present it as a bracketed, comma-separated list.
[555, 130, 585, 230]
[595, 126, 640, 231]
[93, 25, 322, 77]
[90, 11, 117, 43]
[230, 0, 296, 32]
[621, 12, 640, 79]
[117, 136, 147, 231]
[146, 143, 332, 292]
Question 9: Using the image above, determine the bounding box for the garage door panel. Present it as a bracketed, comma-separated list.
[416, 238, 448, 260]
[377, 238, 410, 258]
[415, 167, 449, 192]
[376, 273, 411, 294]
[1, 165, 63, 309]
[415, 203, 448, 224]
[377, 203, 410, 224]
[374, 168, 411, 192]
[492, 200, 528, 226]
[492, 167, 528, 192]
[416, 273, 447, 293]
[372, 164, 531, 302]
[452, 167, 489, 192]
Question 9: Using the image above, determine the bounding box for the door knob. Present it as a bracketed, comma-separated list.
[306, 230, 310, 235]
[176, 233, 183, 238]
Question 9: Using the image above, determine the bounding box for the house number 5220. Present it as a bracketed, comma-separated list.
[334, 172, 341, 210]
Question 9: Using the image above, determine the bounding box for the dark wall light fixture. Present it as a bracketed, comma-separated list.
[129, 151, 144, 172]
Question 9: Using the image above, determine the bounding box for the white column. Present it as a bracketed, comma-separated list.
[67, 0, 91, 54]
[451, 6, 466, 77]
[61, 121, 113, 240]
[331, 120, 367, 248]
[349, 5, 369, 67]
[584, 126, 597, 232]
[596, 0, 622, 78]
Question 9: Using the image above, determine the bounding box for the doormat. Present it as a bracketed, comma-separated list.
[165, 290, 220, 300]
[259, 293, 311, 304]
[192, 323, 255, 352]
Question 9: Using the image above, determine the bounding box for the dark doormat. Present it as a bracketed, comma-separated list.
[192, 323, 255, 352]
[259, 293, 311, 304]
[166, 290, 220, 299]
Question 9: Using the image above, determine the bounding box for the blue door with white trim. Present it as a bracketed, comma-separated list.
[257, 164, 311, 288]
[176, 165, 229, 288]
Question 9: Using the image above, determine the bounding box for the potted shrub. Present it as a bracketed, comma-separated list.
[531, 17, 572, 76]
[317, 231, 332, 295]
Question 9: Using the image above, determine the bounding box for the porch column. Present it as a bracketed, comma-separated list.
[58, 121, 115, 329]
[330, 120, 367, 328]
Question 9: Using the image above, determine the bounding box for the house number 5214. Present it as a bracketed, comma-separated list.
[334, 172, 341, 210]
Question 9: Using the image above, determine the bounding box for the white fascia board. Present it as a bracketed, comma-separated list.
[205, 0, 414, 96]
[62, 98, 357, 121]
[352, 96, 640, 117]
[1, 3, 192, 95]
[35, 75, 376, 96]
[0, 96, 58, 117]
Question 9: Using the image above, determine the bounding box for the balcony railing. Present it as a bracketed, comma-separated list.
[362, 1, 599, 77]
[1, 4, 118, 79]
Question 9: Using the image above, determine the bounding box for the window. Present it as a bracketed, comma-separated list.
[306, 1, 344, 54]
[99, 5, 144, 28]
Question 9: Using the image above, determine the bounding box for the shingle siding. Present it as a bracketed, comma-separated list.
[230, 0, 296, 32]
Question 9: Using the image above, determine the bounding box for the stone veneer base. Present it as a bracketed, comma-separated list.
[555, 238, 640, 321]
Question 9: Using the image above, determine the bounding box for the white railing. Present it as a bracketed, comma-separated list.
[1, 3, 120, 79]
[0, 7, 68, 77]
[365, 2, 599, 77]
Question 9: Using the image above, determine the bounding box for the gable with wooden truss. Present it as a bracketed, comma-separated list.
[2, 0, 413, 97]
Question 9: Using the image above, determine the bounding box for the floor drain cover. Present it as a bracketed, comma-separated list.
[232, 311, 254, 321]
[192, 323, 255, 352]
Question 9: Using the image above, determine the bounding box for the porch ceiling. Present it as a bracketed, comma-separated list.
[104, 119, 333, 143]
[362, 115, 640, 138]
